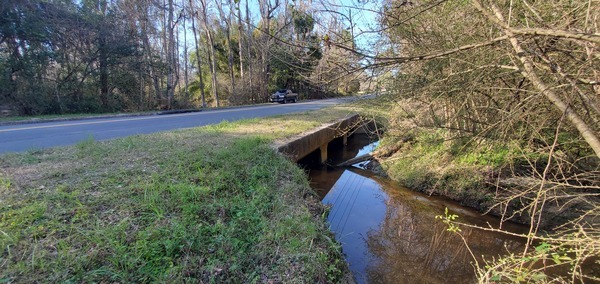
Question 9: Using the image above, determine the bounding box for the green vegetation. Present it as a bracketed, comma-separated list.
[376, 129, 514, 208]
[1, 1, 359, 115]
[0, 108, 358, 283]
[345, 96, 599, 282]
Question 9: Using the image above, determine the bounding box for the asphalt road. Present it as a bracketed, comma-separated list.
[0, 98, 355, 154]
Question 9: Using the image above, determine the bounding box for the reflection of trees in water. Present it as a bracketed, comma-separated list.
[365, 191, 525, 284]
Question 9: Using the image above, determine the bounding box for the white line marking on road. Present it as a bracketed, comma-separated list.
[0, 103, 319, 133]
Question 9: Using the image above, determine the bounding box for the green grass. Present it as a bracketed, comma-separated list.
[0, 108, 358, 283]
[376, 129, 517, 208]
[372, 123, 571, 211]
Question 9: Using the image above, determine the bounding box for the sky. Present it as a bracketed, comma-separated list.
[313, 0, 383, 51]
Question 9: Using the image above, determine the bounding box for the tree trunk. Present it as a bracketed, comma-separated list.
[200, 0, 219, 107]
[98, 29, 109, 109]
[258, 0, 279, 102]
[237, 0, 244, 80]
[245, 0, 254, 102]
[216, 0, 235, 101]
[226, 2, 235, 100]
[183, 0, 189, 106]
[95, 1, 110, 110]
[138, 1, 161, 106]
[189, 1, 207, 108]
[165, 0, 176, 109]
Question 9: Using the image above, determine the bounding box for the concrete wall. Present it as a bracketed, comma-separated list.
[276, 114, 362, 163]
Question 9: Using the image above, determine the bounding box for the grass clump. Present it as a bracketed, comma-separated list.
[0, 110, 353, 283]
[376, 129, 530, 209]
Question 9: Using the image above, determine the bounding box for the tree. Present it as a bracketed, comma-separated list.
[237, 0, 245, 80]
[1, 0, 159, 114]
[216, 0, 235, 100]
[189, 0, 207, 107]
[257, 0, 280, 101]
[1, 1, 61, 114]
[165, 0, 176, 109]
[368, 0, 599, 282]
[198, 0, 220, 107]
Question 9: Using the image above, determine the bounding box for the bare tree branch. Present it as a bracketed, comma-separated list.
[471, 0, 600, 159]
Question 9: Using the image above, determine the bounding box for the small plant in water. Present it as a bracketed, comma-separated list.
[435, 207, 461, 233]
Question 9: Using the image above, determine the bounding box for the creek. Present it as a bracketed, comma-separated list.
[300, 134, 530, 284]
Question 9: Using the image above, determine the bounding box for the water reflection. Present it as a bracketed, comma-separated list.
[305, 134, 528, 283]
[323, 170, 388, 282]
[320, 168, 527, 284]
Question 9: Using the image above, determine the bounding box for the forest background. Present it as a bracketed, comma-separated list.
[1, 0, 365, 115]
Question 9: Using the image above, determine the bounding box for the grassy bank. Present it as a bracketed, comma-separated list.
[377, 130, 514, 210]
[0, 109, 358, 283]
[378, 128, 597, 225]
[345, 98, 596, 226]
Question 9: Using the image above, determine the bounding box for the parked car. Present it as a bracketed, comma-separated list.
[270, 89, 298, 103]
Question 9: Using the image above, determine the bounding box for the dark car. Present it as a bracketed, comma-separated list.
[270, 89, 298, 103]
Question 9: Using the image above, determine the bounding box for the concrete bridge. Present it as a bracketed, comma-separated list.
[275, 114, 375, 163]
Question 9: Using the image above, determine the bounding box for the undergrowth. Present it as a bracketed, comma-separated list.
[376, 126, 554, 213]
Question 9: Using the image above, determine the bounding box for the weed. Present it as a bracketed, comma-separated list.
[0, 175, 11, 190]
[75, 135, 103, 159]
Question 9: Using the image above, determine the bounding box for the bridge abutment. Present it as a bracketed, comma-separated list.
[275, 114, 369, 163]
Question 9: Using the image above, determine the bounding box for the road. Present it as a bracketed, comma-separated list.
[0, 98, 354, 154]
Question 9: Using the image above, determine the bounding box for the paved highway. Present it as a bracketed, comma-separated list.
[0, 98, 354, 154]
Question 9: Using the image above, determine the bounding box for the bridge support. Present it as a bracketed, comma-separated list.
[319, 144, 328, 163]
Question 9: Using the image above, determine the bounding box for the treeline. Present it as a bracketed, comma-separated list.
[0, 0, 362, 115]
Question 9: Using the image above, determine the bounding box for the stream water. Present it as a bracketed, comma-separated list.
[300, 134, 530, 284]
